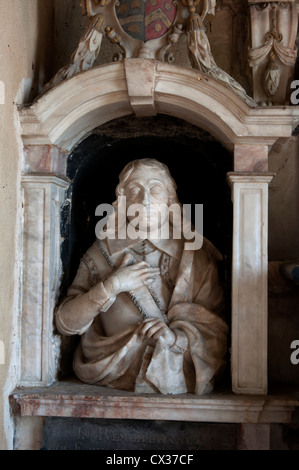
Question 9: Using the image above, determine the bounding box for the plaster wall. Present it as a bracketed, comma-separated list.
[0, 0, 54, 450]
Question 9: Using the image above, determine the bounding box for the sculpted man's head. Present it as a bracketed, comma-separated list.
[114, 158, 180, 233]
[116, 159, 179, 205]
[96, 158, 202, 248]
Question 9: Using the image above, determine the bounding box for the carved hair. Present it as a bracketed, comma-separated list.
[115, 158, 179, 205]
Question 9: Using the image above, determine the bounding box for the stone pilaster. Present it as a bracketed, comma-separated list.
[20, 174, 69, 386]
[227, 172, 274, 394]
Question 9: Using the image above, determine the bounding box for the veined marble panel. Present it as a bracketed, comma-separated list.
[228, 173, 274, 394]
[20, 175, 69, 386]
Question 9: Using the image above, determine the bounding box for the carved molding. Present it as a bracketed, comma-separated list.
[124, 59, 157, 116]
[10, 382, 299, 423]
[18, 60, 299, 154]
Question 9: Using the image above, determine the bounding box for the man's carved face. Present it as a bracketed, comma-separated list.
[123, 167, 170, 233]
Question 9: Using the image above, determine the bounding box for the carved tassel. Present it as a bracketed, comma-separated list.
[41, 14, 105, 95]
[186, 1, 217, 72]
[187, 7, 204, 32]
[264, 52, 280, 98]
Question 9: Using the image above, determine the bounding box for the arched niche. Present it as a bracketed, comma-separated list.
[63, 117, 233, 285]
[57, 115, 233, 381]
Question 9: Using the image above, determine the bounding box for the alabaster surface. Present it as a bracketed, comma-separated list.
[228, 173, 274, 395]
[248, 0, 297, 105]
[56, 158, 228, 395]
[21, 175, 69, 386]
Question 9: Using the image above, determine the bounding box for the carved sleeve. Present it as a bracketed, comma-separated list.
[192, 246, 225, 317]
[55, 256, 116, 336]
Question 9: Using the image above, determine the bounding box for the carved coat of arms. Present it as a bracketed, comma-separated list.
[116, 0, 177, 42]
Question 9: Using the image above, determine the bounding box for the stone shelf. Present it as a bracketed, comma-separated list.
[10, 380, 299, 425]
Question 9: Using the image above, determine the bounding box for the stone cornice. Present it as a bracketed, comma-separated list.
[10, 381, 299, 424]
[17, 60, 299, 154]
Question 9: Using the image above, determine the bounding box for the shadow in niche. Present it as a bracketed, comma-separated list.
[58, 116, 233, 390]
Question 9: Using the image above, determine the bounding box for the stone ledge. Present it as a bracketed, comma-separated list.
[9, 380, 299, 425]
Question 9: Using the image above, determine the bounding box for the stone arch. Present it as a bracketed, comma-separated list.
[20, 59, 288, 159]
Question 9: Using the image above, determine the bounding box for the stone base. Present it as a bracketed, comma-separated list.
[10, 380, 299, 423]
[10, 380, 299, 450]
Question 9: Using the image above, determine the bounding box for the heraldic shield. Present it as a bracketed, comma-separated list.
[116, 0, 177, 41]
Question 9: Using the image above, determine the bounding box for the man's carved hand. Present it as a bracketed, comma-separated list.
[104, 253, 160, 296]
[140, 318, 176, 347]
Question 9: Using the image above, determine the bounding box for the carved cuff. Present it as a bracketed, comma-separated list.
[88, 281, 116, 311]
[169, 329, 188, 353]
[55, 312, 93, 336]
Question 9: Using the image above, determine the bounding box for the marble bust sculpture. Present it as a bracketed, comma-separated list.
[56, 158, 228, 395]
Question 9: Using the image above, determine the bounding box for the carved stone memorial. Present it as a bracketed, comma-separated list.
[56, 159, 228, 395]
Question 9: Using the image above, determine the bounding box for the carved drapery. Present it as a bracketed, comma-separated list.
[248, 0, 298, 105]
